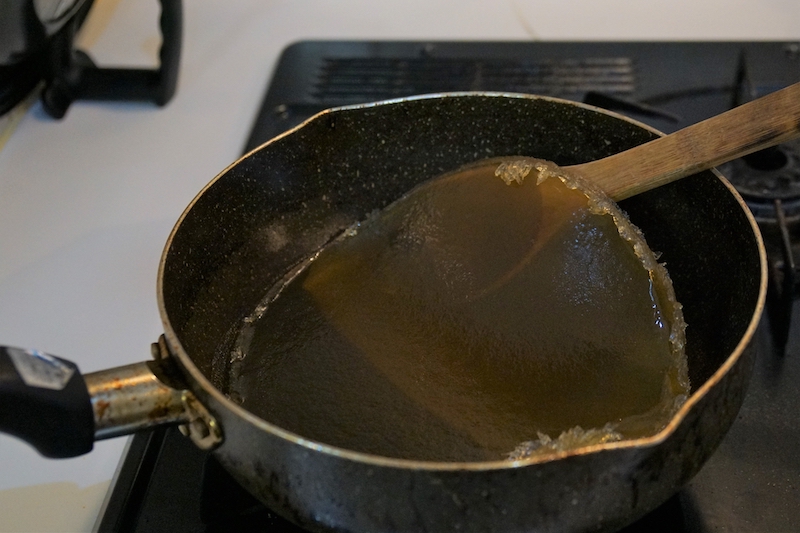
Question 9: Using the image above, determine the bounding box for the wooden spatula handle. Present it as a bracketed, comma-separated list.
[569, 82, 800, 201]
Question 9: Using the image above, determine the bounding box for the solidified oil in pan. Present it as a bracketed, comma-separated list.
[229, 157, 689, 462]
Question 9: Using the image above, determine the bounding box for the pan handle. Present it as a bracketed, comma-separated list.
[0, 346, 94, 458]
[0, 340, 222, 458]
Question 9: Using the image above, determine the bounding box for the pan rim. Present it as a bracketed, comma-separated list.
[157, 91, 768, 471]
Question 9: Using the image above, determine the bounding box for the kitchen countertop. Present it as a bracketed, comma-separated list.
[1, 0, 799, 531]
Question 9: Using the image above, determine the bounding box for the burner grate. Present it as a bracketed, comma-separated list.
[721, 139, 800, 223]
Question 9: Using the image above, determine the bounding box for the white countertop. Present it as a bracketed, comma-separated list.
[1, 0, 799, 531]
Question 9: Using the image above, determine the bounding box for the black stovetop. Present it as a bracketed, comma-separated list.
[98, 41, 800, 533]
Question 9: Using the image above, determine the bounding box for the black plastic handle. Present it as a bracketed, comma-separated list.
[155, 0, 182, 106]
[42, 0, 183, 118]
[74, 0, 182, 104]
[0, 346, 94, 458]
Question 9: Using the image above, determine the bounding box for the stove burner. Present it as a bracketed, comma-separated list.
[720, 139, 800, 223]
[721, 139, 800, 353]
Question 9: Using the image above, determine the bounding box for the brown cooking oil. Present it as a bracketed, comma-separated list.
[229, 157, 689, 462]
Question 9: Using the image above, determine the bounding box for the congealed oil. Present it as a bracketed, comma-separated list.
[229, 157, 689, 462]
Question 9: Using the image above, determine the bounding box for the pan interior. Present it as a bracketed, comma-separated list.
[225, 156, 689, 461]
[160, 94, 763, 462]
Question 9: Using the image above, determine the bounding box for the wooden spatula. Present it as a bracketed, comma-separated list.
[568, 82, 800, 201]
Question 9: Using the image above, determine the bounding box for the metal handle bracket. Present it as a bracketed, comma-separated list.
[84, 336, 222, 451]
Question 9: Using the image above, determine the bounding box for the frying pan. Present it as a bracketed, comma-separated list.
[0, 93, 766, 532]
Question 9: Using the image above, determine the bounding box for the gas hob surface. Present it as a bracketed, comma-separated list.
[99, 41, 800, 533]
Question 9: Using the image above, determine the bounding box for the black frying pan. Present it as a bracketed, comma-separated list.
[0, 93, 766, 532]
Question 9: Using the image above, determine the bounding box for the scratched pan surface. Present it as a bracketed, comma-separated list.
[158, 93, 766, 532]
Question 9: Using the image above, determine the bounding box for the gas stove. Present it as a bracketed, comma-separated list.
[97, 41, 800, 532]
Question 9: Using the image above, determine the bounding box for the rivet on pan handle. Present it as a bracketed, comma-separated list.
[151, 334, 223, 451]
[179, 391, 223, 451]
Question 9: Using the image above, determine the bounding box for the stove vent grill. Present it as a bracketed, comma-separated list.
[313, 57, 636, 103]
